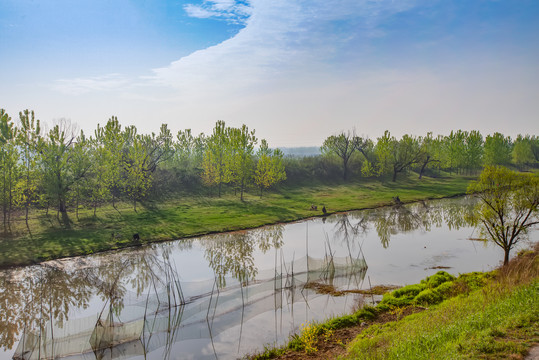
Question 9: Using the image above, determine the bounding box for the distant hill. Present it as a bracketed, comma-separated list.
[277, 147, 321, 157]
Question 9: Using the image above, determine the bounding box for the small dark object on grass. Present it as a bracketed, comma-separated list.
[133, 233, 140, 242]
[310, 204, 318, 211]
[393, 196, 402, 205]
[322, 206, 327, 215]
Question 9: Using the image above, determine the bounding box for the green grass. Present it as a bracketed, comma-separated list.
[0, 172, 472, 268]
[347, 283, 538, 359]
[345, 249, 539, 360]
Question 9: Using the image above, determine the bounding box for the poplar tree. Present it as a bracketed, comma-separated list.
[124, 134, 152, 211]
[228, 124, 257, 201]
[88, 136, 109, 215]
[40, 121, 90, 225]
[17, 109, 41, 226]
[443, 130, 466, 173]
[483, 132, 512, 166]
[0, 110, 19, 231]
[95, 117, 126, 208]
[202, 121, 229, 197]
[374, 130, 394, 176]
[254, 139, 286, 197]
[512, 134, 536, 169]
[464, 130, 483, 174]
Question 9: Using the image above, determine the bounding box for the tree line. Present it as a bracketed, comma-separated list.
[1, 107, 537, 231]
[320, 129, 538, 182]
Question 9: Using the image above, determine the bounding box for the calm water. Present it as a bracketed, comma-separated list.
[0, 196, 536, 360]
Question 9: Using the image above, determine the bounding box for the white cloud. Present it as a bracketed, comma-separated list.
[183, 4, 218, 19]
[183, 0, 252, 24]
[51, 74, 131, 95]
[151, 0, 417, 96]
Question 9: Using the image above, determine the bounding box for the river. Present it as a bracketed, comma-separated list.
[0, 196, 536, 360]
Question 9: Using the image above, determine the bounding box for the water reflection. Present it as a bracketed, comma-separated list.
[0, 196, 519, 360]
[326, 197, 477, 249]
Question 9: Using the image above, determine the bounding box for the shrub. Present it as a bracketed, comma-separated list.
[421, 271, 456, 288]
[381, 284, 426, 306]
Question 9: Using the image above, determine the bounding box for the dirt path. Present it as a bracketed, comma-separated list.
[526, 345, 539, 360]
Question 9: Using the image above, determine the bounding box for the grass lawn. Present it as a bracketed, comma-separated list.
[0, 172, 472, 268]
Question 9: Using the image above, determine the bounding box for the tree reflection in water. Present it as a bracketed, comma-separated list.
[325, 197, 476, 249]
[0, 197, 480, 360]
[202, 224, 284, 288]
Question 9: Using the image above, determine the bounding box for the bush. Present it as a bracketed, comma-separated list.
[381, 284, 426, 306]
[421, 271, 456, 288]
[382, 272, 458, 307]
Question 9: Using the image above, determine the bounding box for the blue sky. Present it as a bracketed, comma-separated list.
[1, 0, 538, 146]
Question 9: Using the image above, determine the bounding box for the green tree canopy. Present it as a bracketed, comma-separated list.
[483, 132, 512, 166]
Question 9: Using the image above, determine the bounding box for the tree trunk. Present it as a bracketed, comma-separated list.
[392, 168, 398, 182]
[504, 248, 510, 266]
[76, 195, 79, 221]
[419, 156, 430, 179]
[2, 172, 6, 232]
[58, 198, 71, 228]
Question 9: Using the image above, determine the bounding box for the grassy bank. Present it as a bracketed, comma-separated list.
[252, 244, 538, 360]
[0, 173, 471, 268]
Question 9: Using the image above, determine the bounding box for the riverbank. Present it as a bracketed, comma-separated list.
[251, 243, 539, 360]
[0, 173, 471, 268]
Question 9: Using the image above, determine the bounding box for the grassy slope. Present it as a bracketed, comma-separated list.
[345, 248, 539, 359]
[0, 173, 471, 268]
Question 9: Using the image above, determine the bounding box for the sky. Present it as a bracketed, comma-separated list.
[0, 0, 538, 147]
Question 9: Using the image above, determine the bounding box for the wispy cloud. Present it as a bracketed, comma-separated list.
[184, 0, 252, 24]
[150, 0, 417, 96]
[52, 74, 131, 95]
